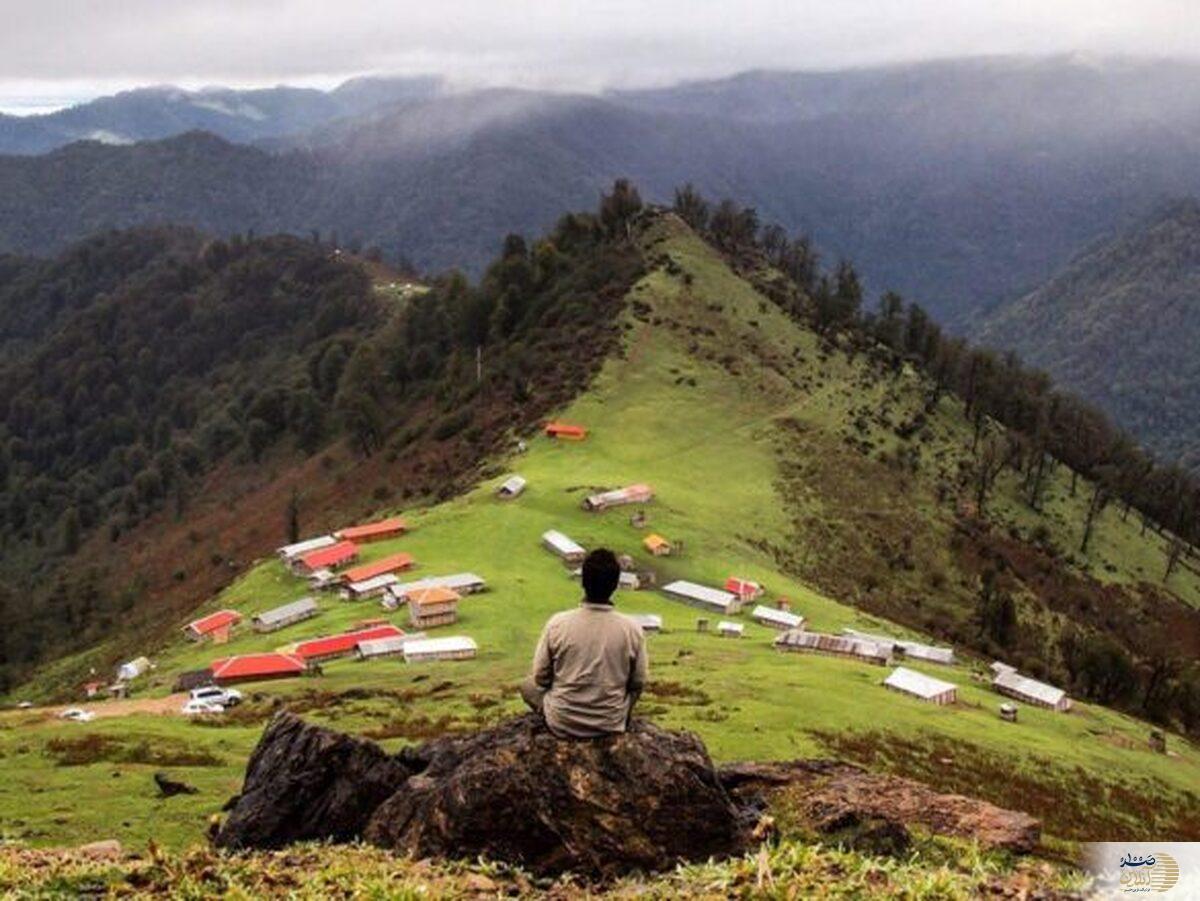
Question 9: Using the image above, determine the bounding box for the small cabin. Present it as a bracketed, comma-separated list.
[340, 553, 415, 586]
[252, 597, 319, 633]
[545, 422, 588, 441]
[276, 535, 337, 562]
[583, 484, 653, 511]
[403, 636, 478, 663]
[295, 624, 405, 663]
[629, 613, 662, 632]
[497, 475, 527, 500]
[725, 578, 764, 602]
[883, 666, 958, 706]
[293, 540, 359, 576]
[210, 652, 306, 685]
[387, 573, 486, 608]
[662, 580, 742, 615]
[751, 604, 804, 631]
[542, 529, 585, 564]
[335, 517, 409, 544]
[356, 633, 427, 660]
[774, 629, 890, 665]
[183, 609, 243, 643]
[341, 574, 401, 601]
[642, 534, 672, 557]
[408, 587, 461, 629]
[116, 656, 152, 682]
[992, 669, 1071, 712]
[717, 621, 744, 638]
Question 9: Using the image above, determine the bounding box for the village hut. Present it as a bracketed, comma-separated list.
[544, 422, 588, 441]
[403, 635, 478, 662]
[883, 666, 958, 705]
[582, 484, 654, 511]
[276, 535, 336, 563]
[751, 605, 805, 630]
[717, 621, 744, 638]
[334, 517, 408, 544]
[408, 587, 461, 629]
[183, 609, 242, 643]
[210, 653, 306, 685]
[992, 669, 1072, 712]
[642, 534, 673, 557]
[629, 613, 662, 632]
[773, 629, 890, 665]
[496, 475, 527, 499]
[251, 597, 319, 633]
[542, 530, 585, 565]
[725, 578, 764, 602]
[662, 580, 742, 614]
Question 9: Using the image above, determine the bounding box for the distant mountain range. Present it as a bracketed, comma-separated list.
[0, 76, 444, 153]
[3, 55, 1200, 329]
[976, 199, 1200, 470]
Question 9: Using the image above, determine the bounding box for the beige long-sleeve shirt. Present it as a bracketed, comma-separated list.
[531, 601, 648, 738]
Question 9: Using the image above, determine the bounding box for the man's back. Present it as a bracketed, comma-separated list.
[532, 603, 647, 738]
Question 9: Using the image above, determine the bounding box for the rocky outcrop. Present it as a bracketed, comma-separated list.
[216, 713, 412, 849]
[364, 715, 740, 877]
[216, 713, 1042, 875]
[718, 760, 1041, 853]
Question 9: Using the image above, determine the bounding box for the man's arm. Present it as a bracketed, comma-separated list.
[531, 620, 555, 690]
[626, 633, 648, 726]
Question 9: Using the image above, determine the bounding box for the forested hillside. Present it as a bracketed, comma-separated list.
[0, 203, 642, 692]
[977, 199, 1200, 472]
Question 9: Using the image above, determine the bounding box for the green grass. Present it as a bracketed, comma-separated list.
[1, 216, 1196, 858]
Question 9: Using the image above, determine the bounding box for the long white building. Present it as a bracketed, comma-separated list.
[662, 580, 742, 615]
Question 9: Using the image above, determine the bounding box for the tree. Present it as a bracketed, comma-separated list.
[672, 183, 709, 231]
[1080, 470, 1115, 554]
[599, 179, 643, 240]
[286, 488, 300, 544]
[972, 432, 1010, 515]
[977, 568, 1017, 647]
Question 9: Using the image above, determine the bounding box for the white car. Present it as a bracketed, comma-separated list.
[181, 698, 225, 716]
[189, 686, 242, 708]
[59, 708, 96, 723]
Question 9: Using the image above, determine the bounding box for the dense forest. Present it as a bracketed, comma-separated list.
[669, 182, 1200, 733]
[0, 196, 642, 691]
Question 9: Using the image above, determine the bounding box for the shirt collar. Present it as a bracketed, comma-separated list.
[580, 601, 614, 611]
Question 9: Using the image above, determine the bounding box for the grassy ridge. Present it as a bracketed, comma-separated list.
[1, 217, 1196, 859]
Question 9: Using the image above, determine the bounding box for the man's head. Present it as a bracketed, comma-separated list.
[582, 548, 621, 604]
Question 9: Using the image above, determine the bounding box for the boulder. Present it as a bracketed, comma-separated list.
[365, 715, 741, 877]
[718, 760, 1041, 853]
[215, 712, 412, 849]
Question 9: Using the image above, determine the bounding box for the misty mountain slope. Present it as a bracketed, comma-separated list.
[4, 56, 1200, 322]
[0, 76, 444, 154]
[977, 200, 1200, 470]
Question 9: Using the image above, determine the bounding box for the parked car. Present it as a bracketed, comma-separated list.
[189, 686, 242, 708]
[181, 698, 225, 716]
[59, 708, 96, 723]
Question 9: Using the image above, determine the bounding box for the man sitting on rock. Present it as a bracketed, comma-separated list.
[520, 548, 648, 737]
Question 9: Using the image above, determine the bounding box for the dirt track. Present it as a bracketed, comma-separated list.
[4, 694, 190, 722]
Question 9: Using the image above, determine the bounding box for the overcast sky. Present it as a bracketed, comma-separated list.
[2, 0, 1197, 114]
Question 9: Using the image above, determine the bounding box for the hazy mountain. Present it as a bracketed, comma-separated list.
[4, 56, 1200, 323]
[976, 199, 1200, 470]
[0, 76, 443, 154]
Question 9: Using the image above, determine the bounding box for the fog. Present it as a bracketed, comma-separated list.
[1, 0, 1197, 113]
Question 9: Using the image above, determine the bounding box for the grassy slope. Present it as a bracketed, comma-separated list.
[1, 217, 1196, 859]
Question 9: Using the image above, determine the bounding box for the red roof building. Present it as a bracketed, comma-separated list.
[341, 553, 415, 584]
[544, 421, 588, 441]
[294, 624, 405, 662]
[724, 578, 764, 601]
[335, 517, 409, 543]
[210, 653, 306, 685]
[183, 609, 243, 641]
[296, 540, 360, 573]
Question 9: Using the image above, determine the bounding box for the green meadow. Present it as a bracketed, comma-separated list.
[1, 218, 1196, 855]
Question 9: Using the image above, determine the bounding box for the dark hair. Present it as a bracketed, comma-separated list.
[582, 548, 621, 604]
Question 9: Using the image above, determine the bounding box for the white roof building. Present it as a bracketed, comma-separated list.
[883, 666, 958, 705]
[277, 535, 336, 561]
[116, 656, 152, 681]
[386, 573, 486, 608]
[662, 580, 742, 614]
[843, 629, 955, 665]
[774, 629, 890, 665]
[583, 484, 654, 511]
[752, 605, 805, 630]
[356, 633, 427, 659]
[629, 613, 662, 632]
[992, 670, 1071, 712]
[252, 597, 319, 632]
[341, 573, 401, 599]
[497, 475, 527, 498]
[717, 621, 744, 637]
[403, 636, 478, 662]
[542, 530, 585, 561]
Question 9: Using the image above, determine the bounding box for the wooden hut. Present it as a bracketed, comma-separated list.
[252, 597, 319, 633]
[403, 636, 478, 663]
[662, 580, 742, 614]
[408, 587, 461, 629]
[883, 666, 958, 705]
[542, 529, 585, 564]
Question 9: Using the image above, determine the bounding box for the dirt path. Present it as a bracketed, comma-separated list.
[6, 694, 191, 722]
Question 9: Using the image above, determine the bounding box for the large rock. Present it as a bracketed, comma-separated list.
[215, 712, 412, 849]
[364, 715, 741, 877]
[719, 760, 1041, 853]
[216, 714, 1043, 875]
